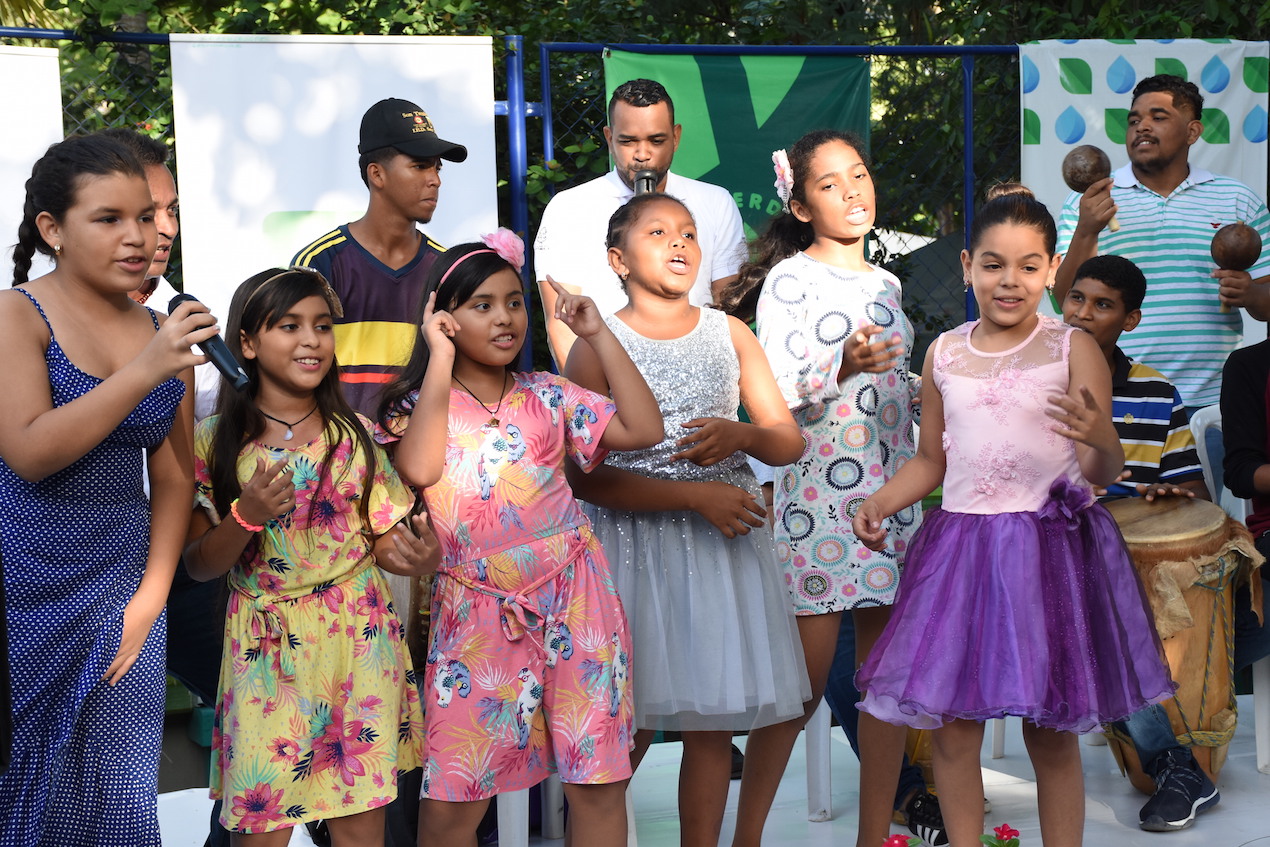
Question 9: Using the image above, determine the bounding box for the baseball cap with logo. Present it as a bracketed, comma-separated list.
[358, 98, 468, 162]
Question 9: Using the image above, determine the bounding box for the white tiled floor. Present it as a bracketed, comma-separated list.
[159, 694, 1270, 845]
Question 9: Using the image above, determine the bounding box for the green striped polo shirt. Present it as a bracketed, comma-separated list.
[1057, 164, 1270, 407]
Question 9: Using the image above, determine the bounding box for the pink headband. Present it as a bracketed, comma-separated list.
[436, 249, 496, 291]
[436, 227, 527, 293]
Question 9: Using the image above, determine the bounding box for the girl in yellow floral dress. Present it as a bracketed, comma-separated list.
[183, 268, 437, 845]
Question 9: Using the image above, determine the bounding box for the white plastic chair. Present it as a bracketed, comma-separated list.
[805, 699, 833, 821]
[495, 773, 569, 847]
[1188, 405, 1270, 773]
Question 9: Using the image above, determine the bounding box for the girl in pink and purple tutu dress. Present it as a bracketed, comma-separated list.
[852, 185, 1173, 847]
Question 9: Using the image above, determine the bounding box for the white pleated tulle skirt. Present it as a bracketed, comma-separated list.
[584, 465, 811, 732]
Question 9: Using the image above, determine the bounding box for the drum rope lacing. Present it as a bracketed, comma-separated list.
[1170, 556, 1238, 750]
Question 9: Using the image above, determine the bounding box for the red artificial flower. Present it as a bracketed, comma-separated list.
[995, 824, 1020, 840]
[882, 835, 920, 847]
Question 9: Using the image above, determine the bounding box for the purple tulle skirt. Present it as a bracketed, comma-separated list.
[856, 480, 1175, 733]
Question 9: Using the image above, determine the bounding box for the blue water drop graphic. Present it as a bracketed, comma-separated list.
[1154, 39, 1175, 44]
[1022, 56, 1039, 93]
[1055, 107, 1087, 144]
[1244, 105, 1268, 144]
[1201, 56, 1231, 93]
[1058, 39, 1079, 44]
[1106, 56, 1136, 93]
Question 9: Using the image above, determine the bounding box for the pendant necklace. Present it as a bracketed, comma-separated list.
[453, 371, 510, 428]
[259, 405, 318, 441]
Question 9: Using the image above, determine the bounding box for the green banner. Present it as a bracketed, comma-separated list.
[604, 50, 871, 238]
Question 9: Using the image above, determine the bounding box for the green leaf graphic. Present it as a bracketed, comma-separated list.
[1059, 58, 1092, 94]
[740, 55, 806, 128]
[1201, 108, 1230, 144]
[1155, 58, 1188, 80]
[1104, 109, 1129, 145]
[1245, 57, 1269, 94]
[1023, 108, 1041, 145]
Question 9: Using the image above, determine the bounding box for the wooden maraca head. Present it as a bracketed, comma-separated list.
[1211, 222, 1263, 271]
[1062, 145, 1112, 193]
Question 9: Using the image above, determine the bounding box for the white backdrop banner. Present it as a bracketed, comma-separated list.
[170, 34, 497, 321]
[1, 46, 64, 281]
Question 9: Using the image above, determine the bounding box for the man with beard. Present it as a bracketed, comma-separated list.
[535, 78, 746, 367]
[1055, 74, 1270, 413]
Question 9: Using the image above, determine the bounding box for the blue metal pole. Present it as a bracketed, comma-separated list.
[538, 41, 1016, 57]
[503, 34, 535, 372]
[962, 53, 978, 322]
[540, 42, 557, 165]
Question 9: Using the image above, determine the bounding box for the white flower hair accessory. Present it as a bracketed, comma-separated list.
[480, 227, 525, 273]
[772, 149, 792, 212]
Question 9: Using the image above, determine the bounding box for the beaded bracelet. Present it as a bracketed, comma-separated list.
[230, 499, 265, 532]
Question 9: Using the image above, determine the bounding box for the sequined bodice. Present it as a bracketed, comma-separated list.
[605, 308, 746, 480]
[935, 316, 1084, 514]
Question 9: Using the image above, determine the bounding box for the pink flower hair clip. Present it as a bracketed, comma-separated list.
[481, 228, 525, 273]
[772, 149, 793, 212]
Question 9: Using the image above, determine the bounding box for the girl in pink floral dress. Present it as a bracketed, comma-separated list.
[184, 268, 436, 844]
[377, 231, 662, 847]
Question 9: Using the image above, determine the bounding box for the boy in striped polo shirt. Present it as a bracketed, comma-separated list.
[1063, 254, 1222, 832]
[1055, 74, 1270, 410]
[1063, 255, 1207, 500]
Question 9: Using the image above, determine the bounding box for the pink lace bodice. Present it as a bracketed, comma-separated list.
[935, 316, 1085, 514]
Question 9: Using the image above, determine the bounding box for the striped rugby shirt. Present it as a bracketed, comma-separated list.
[1057, 164, 1270, 408]
[1103, 346, 1202, 498]
[292, 224, 445, 417]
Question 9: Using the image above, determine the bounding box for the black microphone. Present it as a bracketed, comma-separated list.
[633, 169, 657, 195]
[168, 293, 250, 392]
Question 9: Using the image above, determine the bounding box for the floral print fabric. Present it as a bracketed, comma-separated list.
[378, 372, 635, 799]
[194, 415, 423, 833]
[756, 254, 921, 613]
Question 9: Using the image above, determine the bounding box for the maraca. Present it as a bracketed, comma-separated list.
[1211, 221, 1263, 313]
[1061, 145, 1120, 232]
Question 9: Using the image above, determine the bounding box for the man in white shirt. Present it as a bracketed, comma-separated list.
[535, 78, 746, 367]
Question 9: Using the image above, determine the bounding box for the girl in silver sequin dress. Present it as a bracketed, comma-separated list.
[566, 194, 811, 847]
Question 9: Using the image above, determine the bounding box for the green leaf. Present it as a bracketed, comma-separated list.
[1022, 108, 1041, 145]
[1245, 57, 1270, 93]
[1201, 108, 1230, 143]
[1104, 108, 1129, 144]
[1059, 58, 1093, 94]
[1155, 57, 1189, 79]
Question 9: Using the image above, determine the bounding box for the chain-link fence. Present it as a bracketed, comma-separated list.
[538, 46, 1023, 363]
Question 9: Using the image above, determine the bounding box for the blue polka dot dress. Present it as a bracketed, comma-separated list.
[0, 289, 184, 846]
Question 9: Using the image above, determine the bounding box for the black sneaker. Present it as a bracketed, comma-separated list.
[905, 790, 948, 847]
[1139, 748, 1220, 831]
